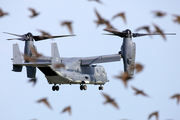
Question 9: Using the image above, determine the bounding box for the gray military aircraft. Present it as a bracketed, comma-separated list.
[4, 29, 175, 91]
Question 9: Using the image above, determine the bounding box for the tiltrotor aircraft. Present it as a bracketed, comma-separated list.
[4, 29, 175, 91]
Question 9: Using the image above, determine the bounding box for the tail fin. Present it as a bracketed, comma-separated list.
[12, 44, 23, 72]
[51, 43, 61, 70]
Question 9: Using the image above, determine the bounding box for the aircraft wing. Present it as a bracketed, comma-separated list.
[80, 54, 121, 65]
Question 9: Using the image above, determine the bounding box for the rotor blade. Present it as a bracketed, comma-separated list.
[103, 29, 126, 37]
[3, 32, 23, 37]
[7, 38, 24, 41]
[33, 35, 76, 41]
[133, 33, 176, 37]
[103, 33, 116, 35]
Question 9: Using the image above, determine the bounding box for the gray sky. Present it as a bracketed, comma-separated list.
[0, 0, 180, 120]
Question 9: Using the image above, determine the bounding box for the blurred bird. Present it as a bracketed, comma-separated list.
[172, 14, 180, 24]
[131, 86, 149, 97]
[135, 26, 151, 35]
[94, 8, 107, 27]
[30, 46, 43, 58]
[152, 11, 166, 17]
[148, 111, 158, 120]
[23, 54, 36, 63]
[131, 63, 144, 73]
[114, 72, 132, 88]
[102, 92, 119, 109]
[0, 8, 9, 17]
[104, 20, 116, 30]
[170, 94, 180, 105]
[37, 29, 52, 38]
[112, 12, 126, 24]
[36, 98, 52, 110]
[61, 106, 71, 115]
[54, 63, 65, 69]
[153, 23, 166, 40]
[61, 21, 73, 34]
[88, 0, 103, 4]
[28, 8, 39, 18]
[28, 78, 37, 87]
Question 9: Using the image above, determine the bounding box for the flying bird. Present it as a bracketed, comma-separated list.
[37, 29, 52, 38]
[61, 106, 71, 115]
[152, 11, 166, 17]
[61, 21, 73, 34]
[131, 63, 144, 73]
[28, 8, 39, 18]
[22, 54, 36, 63]
[30, 46, 43, 58]
[114, 72, 132, 88]
[22, 47, 42, 63]
[36, 98, 52, 110]
[153, 23, 166, 40]
[94, 8, 107, 27]
[148, 111, 158, 120]
[104, 20, 116, 30]
[170, 94, 180, 105]
[112, 12, 126, 24]
[172, 14, 180, 24]
[131, 86, 149, 97]
[88, 0, 103, 4]
[135, 26, 151, 35]
[28, 78, 37, 87]
[102, 92, 119, 109]
[0, 8, 9, 17]
[54, 63, 65, 69]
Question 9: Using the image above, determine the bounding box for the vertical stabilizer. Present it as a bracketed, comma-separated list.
[51, 43, 61, 70]
[12, 44, 23, 72]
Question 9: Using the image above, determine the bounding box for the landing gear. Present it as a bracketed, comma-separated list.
[80, 81, 87, 91]
[80, 85, 87, 90]
[98, 85, 103, 90]
[52, 85, 59, 91]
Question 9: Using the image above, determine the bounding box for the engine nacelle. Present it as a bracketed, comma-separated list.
[121, 40, 136, 77]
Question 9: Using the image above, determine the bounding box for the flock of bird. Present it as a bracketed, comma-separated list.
[1, 0, 180, 119]
[1, 6, 180, 40]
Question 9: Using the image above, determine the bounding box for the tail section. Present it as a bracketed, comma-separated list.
[12, 44, 23, 72]
[12, 42, 36, 78]
[51, 43, 61, 70]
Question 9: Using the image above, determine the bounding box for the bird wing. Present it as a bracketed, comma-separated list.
[37, 98, 52, 109]
[67, 23, 73, 34]
[131, 86, 139, 92]
[62, 106, 71, 115]
[94, 8, 103, 21]
[29, 8, 36, 15]
[110, 101, 119, 109]
[102, 93, 111, 100]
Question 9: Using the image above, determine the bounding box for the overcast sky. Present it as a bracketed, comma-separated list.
[0, 0, 180, 120]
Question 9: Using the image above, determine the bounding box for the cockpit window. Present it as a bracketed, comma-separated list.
[96, 68, 99, 74]
[100, 67, 105, 73]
